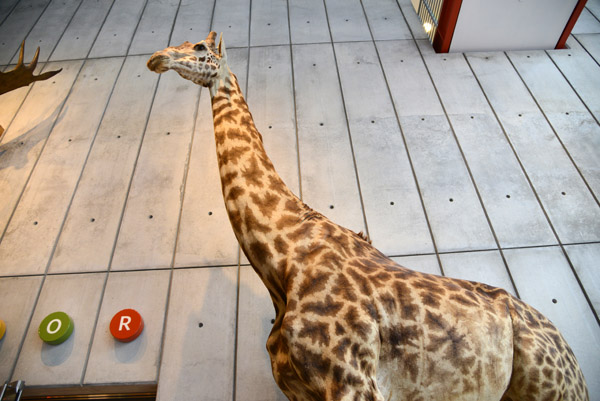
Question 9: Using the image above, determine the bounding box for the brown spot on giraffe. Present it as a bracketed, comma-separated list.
[219, 145, 250, 165]
[335, 321, 346, 336]
[248, 240, 273, 268]
[269, 174, 288, 193]
[274, 234, 289, 255]
[147, 32, 589, 401]
[347, 267, 373, 296]
[221, 171, 238, 187]
[320, 250, 344, 269]
[301, 295, 344, 316]
[225, 185, 245, 202]
[293, 242, 327, 265]
[344, 305, 372, 341]
[242, 156, 265, 187]
[287, 222, 315, 242]
[226, 128, 251, 143]
[276, 214, 300, 230]
[214, 106, 240, 126]
[298, 318, 331, 347]
[297, 268, 329, 299]
[331, 273, 358, 302]
[243, 206, 271, 234]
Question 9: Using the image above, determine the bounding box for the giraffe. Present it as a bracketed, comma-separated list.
[147, 32, 589, 401]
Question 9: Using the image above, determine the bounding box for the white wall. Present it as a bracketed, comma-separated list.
[450, 0, 579, 52]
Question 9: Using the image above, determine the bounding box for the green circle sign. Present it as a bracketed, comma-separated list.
[38, 312, 73, 345]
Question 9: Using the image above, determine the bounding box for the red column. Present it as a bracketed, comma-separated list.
[432, 0, 464, 53]
[556, 0, 589, 49]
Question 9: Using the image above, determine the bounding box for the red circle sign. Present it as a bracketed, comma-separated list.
[110, 309, 144, 342]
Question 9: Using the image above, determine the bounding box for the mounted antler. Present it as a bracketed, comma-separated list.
[0, 40, 62, 96]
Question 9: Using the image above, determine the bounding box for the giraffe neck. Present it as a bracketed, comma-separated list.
[210, 70, 307, 313]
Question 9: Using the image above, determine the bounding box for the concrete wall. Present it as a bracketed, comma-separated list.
[1, 0, 599, 399]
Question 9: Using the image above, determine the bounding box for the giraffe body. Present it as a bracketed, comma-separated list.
[147, 32, 589, 401]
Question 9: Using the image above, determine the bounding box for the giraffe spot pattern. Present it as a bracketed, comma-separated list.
[225, 185, 244, 202]
[273, 235, 289, 255]
[248, 240, 273, 269]
[301, 295, 344, 316]
[218, 145, 250, 165]
[298, 318, 330, 346]
[221, 171, 238, 188]
[331, 273, 358, 302]
[297, 269, 329, 299]
[276, 214, 301, 230]
[293, 242, 327, 265]
[344, 306, 372, 341]
[287, 222, 315, 242]
[243, 206, 271, 234]
[242, 156, 265, 187]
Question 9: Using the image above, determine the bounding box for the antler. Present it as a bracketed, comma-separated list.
[0, 40, 62, 96]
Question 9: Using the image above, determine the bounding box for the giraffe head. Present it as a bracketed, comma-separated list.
[147, 31, 227, 88]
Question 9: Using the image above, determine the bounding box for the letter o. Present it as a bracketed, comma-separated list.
[39, 312, 73, 345]
[46, 318, 62, 334]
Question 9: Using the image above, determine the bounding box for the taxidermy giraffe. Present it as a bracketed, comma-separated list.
[147, 32, 589, 401]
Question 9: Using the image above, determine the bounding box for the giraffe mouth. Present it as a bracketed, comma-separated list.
[147, 54, 170, 73]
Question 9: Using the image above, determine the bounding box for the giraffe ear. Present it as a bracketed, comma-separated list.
[218, 33, 227, 62]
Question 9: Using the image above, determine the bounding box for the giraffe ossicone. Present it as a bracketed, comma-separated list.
[147, 32, 589, 401]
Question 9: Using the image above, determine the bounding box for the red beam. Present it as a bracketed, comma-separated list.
[556, 0, 588, 49]
[432, 0, 463, 53]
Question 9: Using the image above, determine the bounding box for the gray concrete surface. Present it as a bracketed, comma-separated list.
[0, 0, 599, 399]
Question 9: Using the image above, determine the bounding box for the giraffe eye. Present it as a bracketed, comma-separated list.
[194, 44, 206, 51]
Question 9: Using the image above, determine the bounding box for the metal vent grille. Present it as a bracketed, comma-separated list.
[417, 0, 444, 42]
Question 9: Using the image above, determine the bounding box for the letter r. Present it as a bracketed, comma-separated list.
[119, 315, 132, 331]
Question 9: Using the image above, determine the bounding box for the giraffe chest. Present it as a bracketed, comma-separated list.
[267, 327, 326, 401]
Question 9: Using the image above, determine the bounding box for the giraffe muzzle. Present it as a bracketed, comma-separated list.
[147, 54, 170, 73]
